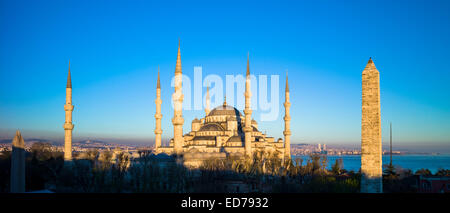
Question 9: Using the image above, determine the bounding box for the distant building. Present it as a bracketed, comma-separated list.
[417, 176, 450, 193]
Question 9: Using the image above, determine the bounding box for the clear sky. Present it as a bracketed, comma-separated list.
[1, 0, 449, 152]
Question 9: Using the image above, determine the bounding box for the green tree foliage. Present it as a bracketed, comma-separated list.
[331, 158, 343, 175]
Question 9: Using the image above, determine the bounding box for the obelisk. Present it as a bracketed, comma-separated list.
[10, 130, 25, 193]
[361, 57, 382, 193]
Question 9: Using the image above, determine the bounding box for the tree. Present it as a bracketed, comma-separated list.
[415, 168, 432, 176]
[331, 158, 343, 175]
[384, 164, 397, 176]
[435, 168, 450, 176]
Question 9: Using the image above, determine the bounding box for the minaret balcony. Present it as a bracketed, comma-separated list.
[63, 123, 74, 130]
[154, 129, 162, 134]
[243, 126, 253, 132]
[64, 104, 74, 111]
[154, 114, 162, 119]
[283, 130, 292, 136]
[172, 116, 184, 125]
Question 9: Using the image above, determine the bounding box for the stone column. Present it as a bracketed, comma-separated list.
[155, 67, 162, 150]
[10, 130, 25, 193]
[243, 53, 253, 156]
[64, 62, 74, 161]
[361, 58, 382, 193]
[172, 41, 184, 154]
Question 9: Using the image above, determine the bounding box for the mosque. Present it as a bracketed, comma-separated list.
[57, 41, 381, 191]
[154, 42, 291, 166]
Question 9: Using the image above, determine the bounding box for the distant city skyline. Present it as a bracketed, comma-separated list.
[1, 1, 449, 153]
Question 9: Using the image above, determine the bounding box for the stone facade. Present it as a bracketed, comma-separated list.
[361, 58, 382, 193]
[158, 101, 286, 167]
[64, 62, 74, 161]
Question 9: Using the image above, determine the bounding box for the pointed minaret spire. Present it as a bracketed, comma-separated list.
[246, 52, 250, 76]
[11, 130, 25, 193]
[67, 61, 72, 88]
[155, 66, 163, 151]
[157, 66, 161, 89]
[285, 70, 289, 92]
[175, 40, 182, 74]
[244, 53, 253, 156]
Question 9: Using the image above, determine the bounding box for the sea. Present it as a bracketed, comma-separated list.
[292, 154, 450, 173]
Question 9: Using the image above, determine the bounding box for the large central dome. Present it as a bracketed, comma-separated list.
[208, 103, 243, 116]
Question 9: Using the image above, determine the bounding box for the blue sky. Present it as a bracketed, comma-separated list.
[1, 0, 449, 152]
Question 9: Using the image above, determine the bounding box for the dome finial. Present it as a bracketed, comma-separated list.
[223, 95, 227, 106]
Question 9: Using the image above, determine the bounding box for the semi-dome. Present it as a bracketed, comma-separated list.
[227, 135, 244, 142]
[208, 104, 243, 116]
[199, 123, 224, 131]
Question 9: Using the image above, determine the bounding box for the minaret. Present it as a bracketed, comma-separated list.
[10, 130, 25, 193]
[154, 66, 162, 150]
[63, 62, 74, 161]
[283, 71, 291, 159]
[205, 86, 210, 115]
[172, 41, 184, 154]
[361, 57, 382, 193]
[243, 53, 253, 156]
